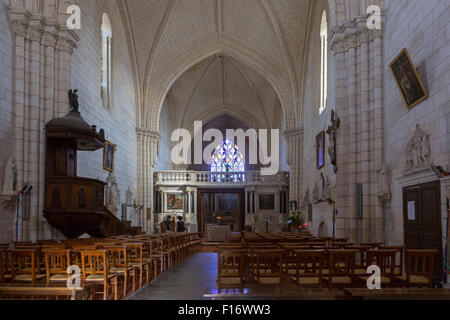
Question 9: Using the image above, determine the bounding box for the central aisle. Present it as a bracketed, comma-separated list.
[128, 253, 218, 300]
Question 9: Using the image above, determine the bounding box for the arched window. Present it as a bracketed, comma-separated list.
[101, 13, 112, 108]
[211, 139, 245, 182]
[319, 11, 328, 114]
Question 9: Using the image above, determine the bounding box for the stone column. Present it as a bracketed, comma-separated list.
[284, 128, 304, 215]
[55, 36, 75, 117]
[330, 18, 385, 242]
[136, 128, 160, 233]
[25, 25, 43, 241]
[7, 2, 78, 241]
[10, 20, 27, 240]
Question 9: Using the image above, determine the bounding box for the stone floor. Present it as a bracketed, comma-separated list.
[128, 253, 218, 300]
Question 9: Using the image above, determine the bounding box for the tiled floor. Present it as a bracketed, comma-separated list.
[128, 253, 218, 300]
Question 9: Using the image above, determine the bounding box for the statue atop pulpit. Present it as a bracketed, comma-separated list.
[68, 89, 79, 112]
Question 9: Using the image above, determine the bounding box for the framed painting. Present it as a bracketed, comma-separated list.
[316, 131, 325, 169]
[259, 194, 275, 211]
[103, 141, 116, 172]
[389, 48, 428, 109]
[166, 193, 183, 211]
[216, 193, 238, 215]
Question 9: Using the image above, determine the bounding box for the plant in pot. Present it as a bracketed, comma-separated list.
[287, 212, 308, 232]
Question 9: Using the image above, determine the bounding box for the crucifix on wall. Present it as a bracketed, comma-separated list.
[326, 110, 340, 173]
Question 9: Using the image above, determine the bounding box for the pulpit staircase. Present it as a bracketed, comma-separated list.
[86, 208, 145, 238]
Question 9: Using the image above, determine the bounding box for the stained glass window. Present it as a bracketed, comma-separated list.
[210, 139, 245, 182]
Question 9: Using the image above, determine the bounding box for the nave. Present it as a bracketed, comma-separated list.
[2, 231, 450, 300]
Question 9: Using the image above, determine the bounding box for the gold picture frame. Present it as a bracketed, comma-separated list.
[103, 141, 116, 172]
[166, 193, 184, 211]
[389, 48, 428, 110]
[316, 131, 325, 169]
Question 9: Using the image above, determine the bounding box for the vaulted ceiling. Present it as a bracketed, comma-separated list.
[118, 0, 314, 130]
[168, 55, 282, 132]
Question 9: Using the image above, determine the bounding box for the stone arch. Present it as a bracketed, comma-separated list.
[181, 104, 265, 134]
[141, 35, 295, 133]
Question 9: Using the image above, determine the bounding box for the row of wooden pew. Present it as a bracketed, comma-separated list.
[216, 232, 438, 289]
[0, 233, 202, 300]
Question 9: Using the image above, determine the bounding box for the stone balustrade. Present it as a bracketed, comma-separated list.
[154, 170, 289, 187]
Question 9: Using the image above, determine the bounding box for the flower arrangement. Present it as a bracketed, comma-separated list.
[287, 212, 308, 230]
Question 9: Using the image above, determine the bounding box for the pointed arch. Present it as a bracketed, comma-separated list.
[141, 35, 294, 134]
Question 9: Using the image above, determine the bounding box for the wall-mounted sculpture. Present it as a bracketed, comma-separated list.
[323, 175, 331, 201]
[312, 181, 319, 204]
[301, 188, 309, 209]
[327, 110, 341, 173]
[404, 124, 431, 172]
[377, 161, 392, 208]
[126, 187, 133, 206]
[105, 172, 120, 214]
[0, 156, 17, 206]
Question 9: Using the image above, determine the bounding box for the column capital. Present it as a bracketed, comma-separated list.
[26, 25, 43, 42]
[11, 20, 28, 37]
[330, 22, 384, 55]
[42, 32, 57, 47]
[136, 127, 160, 142]
[56, 36, 76, 53]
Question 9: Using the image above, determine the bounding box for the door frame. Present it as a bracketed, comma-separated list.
[402, 180, 442, 280]
[394, 170, 448, 246]
[197, 188, 245, 236]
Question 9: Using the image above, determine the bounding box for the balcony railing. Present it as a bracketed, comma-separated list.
[154, 170, 289, 186]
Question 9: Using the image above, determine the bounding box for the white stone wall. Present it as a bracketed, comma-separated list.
[383, 0, 450, 244]
[301, 0, 336, 236]
[0, 0, 14, 242]
[154, 99, 173, 171]
[72, 0, 137, 216]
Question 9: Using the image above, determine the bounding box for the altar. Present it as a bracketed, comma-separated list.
[205, 225, 231, 242]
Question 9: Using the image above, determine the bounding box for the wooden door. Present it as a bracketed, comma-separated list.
[403, 181, 442, 280]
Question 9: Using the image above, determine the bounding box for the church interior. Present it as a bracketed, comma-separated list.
[0, 0, 449, 302]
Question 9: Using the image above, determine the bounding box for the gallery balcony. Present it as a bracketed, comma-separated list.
[154, 170, 289, 187]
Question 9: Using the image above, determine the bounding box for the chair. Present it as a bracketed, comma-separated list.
[9, 249, 45, 283]
[323, 250, 357, 288]
[124, 242, 147, 289]
[357, 249, 396, 287]
[80, 249, 119, 300]
[282, 246, 312, 271]
[151, 239, 165, 277]
[44, 249, 72, 283]
[360, 242, 384, 249]
[379, 245, 404, 276]
[344, 245, 372, 275]
[394, 249, 436, 288]
[71, 245, 98, 267]
[13, 244, 43, 272]
[289, 250, 325, 287]
[217, 250, 246, 287]
[0, 247, 11, 283]
[140, 240, 154, 284]
[251, 249, 284, 285]
[105, 245, 138, 298]
[218, 243, 244, 249]
[41, 243, 67, 250]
